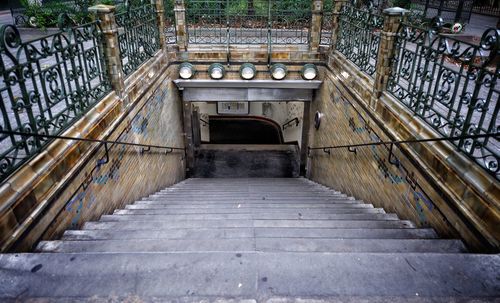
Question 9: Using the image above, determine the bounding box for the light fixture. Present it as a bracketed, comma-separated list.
[208, 63, 225, 80]
[301, 64, 318, 80]
[179, 62, 195, 79]
[239, 63, 256, 80]
[269, 63, 288, 80]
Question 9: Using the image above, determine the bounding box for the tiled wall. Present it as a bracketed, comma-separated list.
[307, 67, 487, 250]
[0, 62, 185, 252]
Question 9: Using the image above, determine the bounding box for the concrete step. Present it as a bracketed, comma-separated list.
[82, 219, 415, 230]
[168, 186, 341, 193]
[113, 207, 388, 215]
[125, 203, 376, 210]
[254, 238, 467, 253]
[143, 198, 356, 203]
[168, 189, 343, 194]
[36, 239, 256, 253]
[61, 227, 439, 241]
[99, 213, 399, 222]
[156, 191, 347, 197]
[133, 202, 369, 209]
[36, 238, 466, 253]
[1, 252, 498, 299]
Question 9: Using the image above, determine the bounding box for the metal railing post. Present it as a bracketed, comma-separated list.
[329, 0, 349, 52]
[309, 0, 324, 51]
[371, 7, 407, 108]
[89, 5, 126, 100]
[174, 0, 188, 51]
[154, 0, 167, 50]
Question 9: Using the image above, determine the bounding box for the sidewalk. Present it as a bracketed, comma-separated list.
[0, 9, 59, 41]
[464, 13, 499, 37]
[0, 9, 12, 25]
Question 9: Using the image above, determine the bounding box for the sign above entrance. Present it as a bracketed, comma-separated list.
[217, 102, 249, 115]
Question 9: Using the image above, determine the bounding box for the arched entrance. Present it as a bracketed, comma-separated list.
[209, 116, 283, 144]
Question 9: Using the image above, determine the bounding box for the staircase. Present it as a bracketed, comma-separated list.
[1, 178, 499, 301]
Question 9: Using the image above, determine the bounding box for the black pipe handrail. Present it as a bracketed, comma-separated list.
[308, 132, 500, 157]
[0, 130, 186, 155]
[282, 117, 300, 130]
[200, 118, 209, 127]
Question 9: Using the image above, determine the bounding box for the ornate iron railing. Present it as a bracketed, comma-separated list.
[0, 21, 111, 182]
[335, 5, 384, 77]
[270, 1, 311, 45]
[186, 0, 227, 44]
[387, 23, 500, 179]
[164, 0, 177, 44]
[319, 0, 333, 46]
[228, 1, 270, 45]
[115, 4, 161, 77]
[320, 11, 332, 46]
[411, 0, 473, 24]
[185, 0, 310, 45]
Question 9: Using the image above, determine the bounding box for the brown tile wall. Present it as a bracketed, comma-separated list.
[308, 56, 500, 252]
[0, 59, 185, 252]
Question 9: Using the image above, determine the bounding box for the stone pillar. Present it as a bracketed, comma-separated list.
[329, 0, 349, 52]
[183, 101, 195, 175]
[300, 102, 311, 176]
[154, 0, 167, 50]
[372, 7, 407, 104]
[89, 5, 126, 99]
[174, 0, 188, 51]
[309, 0, 324, 52]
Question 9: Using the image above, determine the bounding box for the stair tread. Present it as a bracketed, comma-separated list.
[128, 203, 375, 209]
[37, 238, 466, 253]
[99, 213, 399, 221]
[83, 219, 416, 230]
[62, 227, 439, 241]
[0, 252, 497, 298]
[114, 208, 388, 215]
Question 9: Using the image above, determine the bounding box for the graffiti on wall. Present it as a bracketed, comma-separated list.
[334, 93, 436, 225]
[62, 84, 170, 228]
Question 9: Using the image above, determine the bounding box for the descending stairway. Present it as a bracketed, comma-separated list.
[1, 178, 499, 301]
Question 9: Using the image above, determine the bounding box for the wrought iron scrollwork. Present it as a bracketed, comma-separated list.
[0, 21, 111, 181]
[164, 0, 177, 44]
[387, 22, 499, 179]
[335, 5, 384, 77]
[186, 0, 311, 45]
[116, 4, 161, 77]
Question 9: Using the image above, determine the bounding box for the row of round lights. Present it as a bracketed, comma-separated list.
[178, 63, 318, 81]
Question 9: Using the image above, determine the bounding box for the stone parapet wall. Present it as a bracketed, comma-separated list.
[308, 53, 500, 252]
[0, 54, 185, 252]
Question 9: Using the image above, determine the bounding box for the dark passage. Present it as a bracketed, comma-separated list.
[209, 116, 283, 144]
[193, 144, 300, 178]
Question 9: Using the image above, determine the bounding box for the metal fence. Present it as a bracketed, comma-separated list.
[320, 11, 333, 46]
[335, 5, 384, 77]
[164, 0, 177, 44]
[387, 23, 499, 179]
[116, 4, 161, 77]
[411, 0, 474, 24]
[0, 22, 111, 181]
[185, 0, 311, 45]
[472, 3, 500, 17]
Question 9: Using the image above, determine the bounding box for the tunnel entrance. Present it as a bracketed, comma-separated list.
[209, 116, 283, 145]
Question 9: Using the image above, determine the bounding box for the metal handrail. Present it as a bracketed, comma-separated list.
[0, 130, 186, 156]
[200, 118, 210, 127]
[308, 132, 500, 158]
[282, 117, 300, 130]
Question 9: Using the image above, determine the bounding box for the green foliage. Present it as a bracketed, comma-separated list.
[186, 0, 311, 24]
[20, 0, 127, 28]
[20, 0, 68, 28]
[390, 0, 411, 9]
